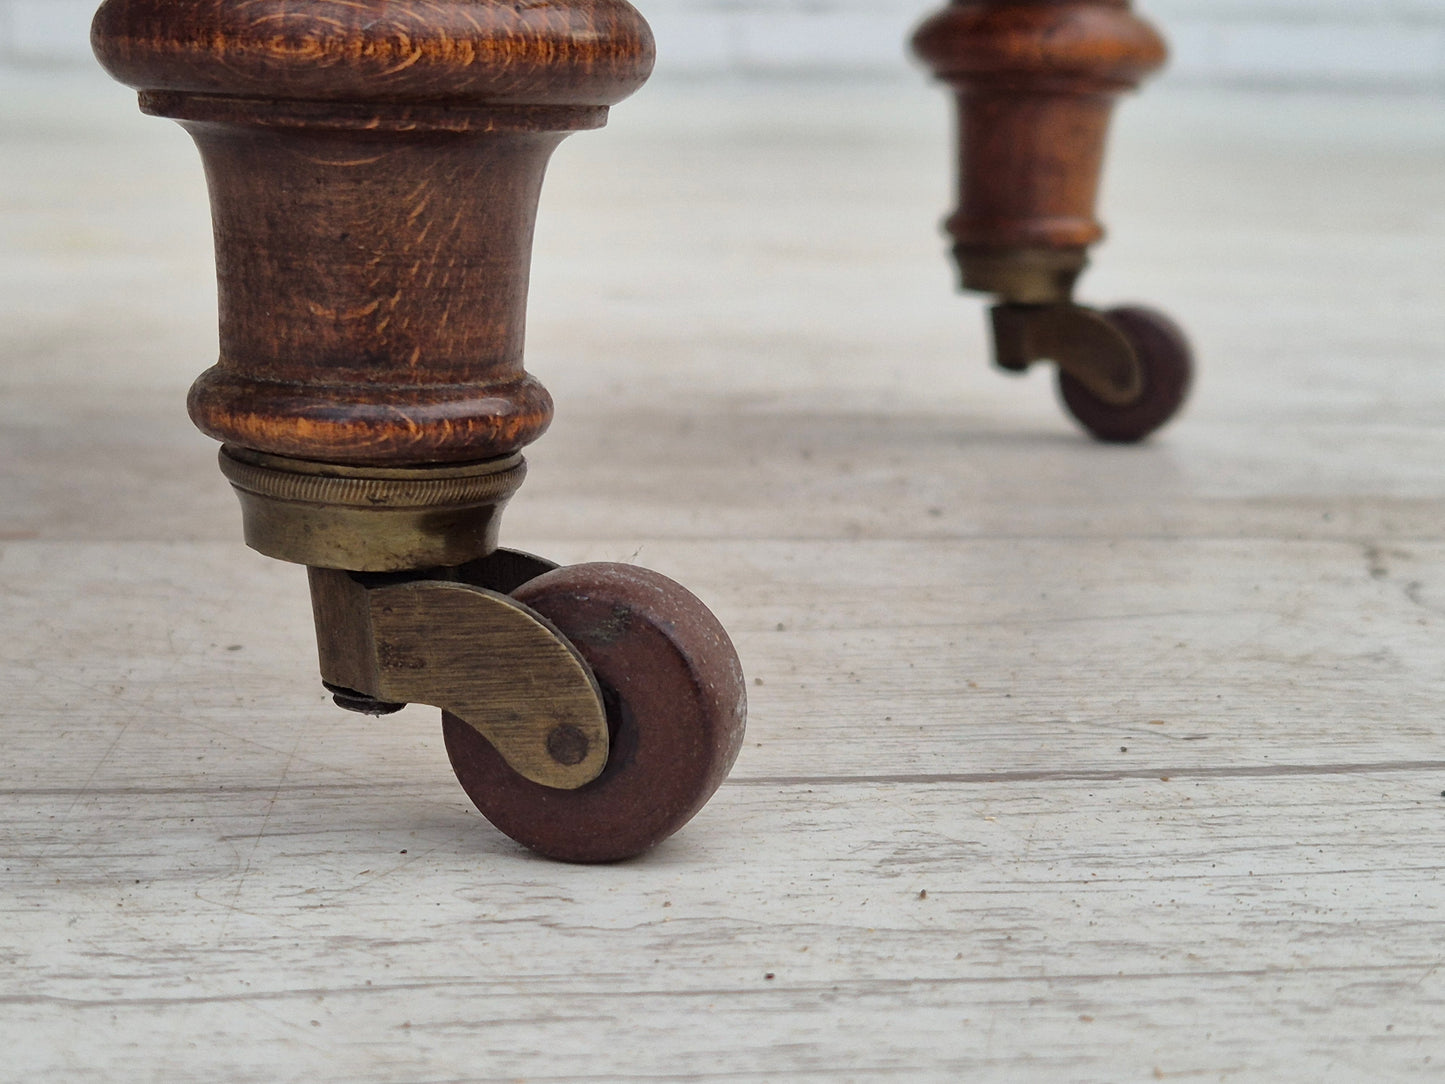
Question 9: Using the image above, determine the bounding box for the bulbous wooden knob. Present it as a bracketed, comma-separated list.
[912, 0, 1166, 90]
[92, 0, 654, 107]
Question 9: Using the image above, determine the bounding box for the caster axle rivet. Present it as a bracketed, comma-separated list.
[546, 724, 591, 768]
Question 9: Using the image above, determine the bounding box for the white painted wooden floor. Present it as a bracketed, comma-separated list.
[3, 66, 1445, 1081]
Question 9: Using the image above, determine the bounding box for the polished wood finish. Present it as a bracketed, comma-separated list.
[91, 0, 654, 465]
[913, 0, 1167, 296]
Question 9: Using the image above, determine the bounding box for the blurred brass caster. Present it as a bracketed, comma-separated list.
[991, 303, 1143, 407]
[308, 568, 610, 790]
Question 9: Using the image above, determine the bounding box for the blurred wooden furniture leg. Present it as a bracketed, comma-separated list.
[914, 0, 1193, 441]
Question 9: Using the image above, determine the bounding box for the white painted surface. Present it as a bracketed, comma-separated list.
[3, 66, 1445, 1081]
[6, 0, 1445, 87]
[1, 0, 93, 62]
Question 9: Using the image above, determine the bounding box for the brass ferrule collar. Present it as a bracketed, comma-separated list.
[218, 447, 527, 573]
[954, 246, 1089, 305]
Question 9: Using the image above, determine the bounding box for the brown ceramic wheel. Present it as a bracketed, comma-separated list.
[444, 562, 747, 863]
[1057, 305, 1193, 443]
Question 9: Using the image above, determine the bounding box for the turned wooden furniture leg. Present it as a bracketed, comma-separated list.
[914, 0, 1193, 442]
[91, 0, 745, 863]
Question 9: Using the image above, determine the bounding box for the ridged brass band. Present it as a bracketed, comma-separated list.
[219, 447, 527, 573]
[954, 246, 1089, 305]
[219, 448, 526, 508]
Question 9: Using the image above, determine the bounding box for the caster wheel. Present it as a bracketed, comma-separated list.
[1058, 305, 1192, 443]
[443, 562, 747, 863]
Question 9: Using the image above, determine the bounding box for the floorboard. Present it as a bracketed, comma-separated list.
[3, 69, 1444, 1081]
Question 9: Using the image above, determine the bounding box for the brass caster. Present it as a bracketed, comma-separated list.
[309, 553, 747, 863]
[309, 557, 611, 791]
[991, 303, 1192, 443]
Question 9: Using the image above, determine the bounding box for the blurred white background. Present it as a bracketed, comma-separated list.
[4, 0, 1445, 87]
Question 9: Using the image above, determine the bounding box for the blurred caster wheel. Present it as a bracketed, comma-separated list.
[444, 562, 747, 863]
[1058, 305, 1193, 443]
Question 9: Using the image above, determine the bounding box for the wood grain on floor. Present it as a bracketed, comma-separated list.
[3, 70, 1444, 1082]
